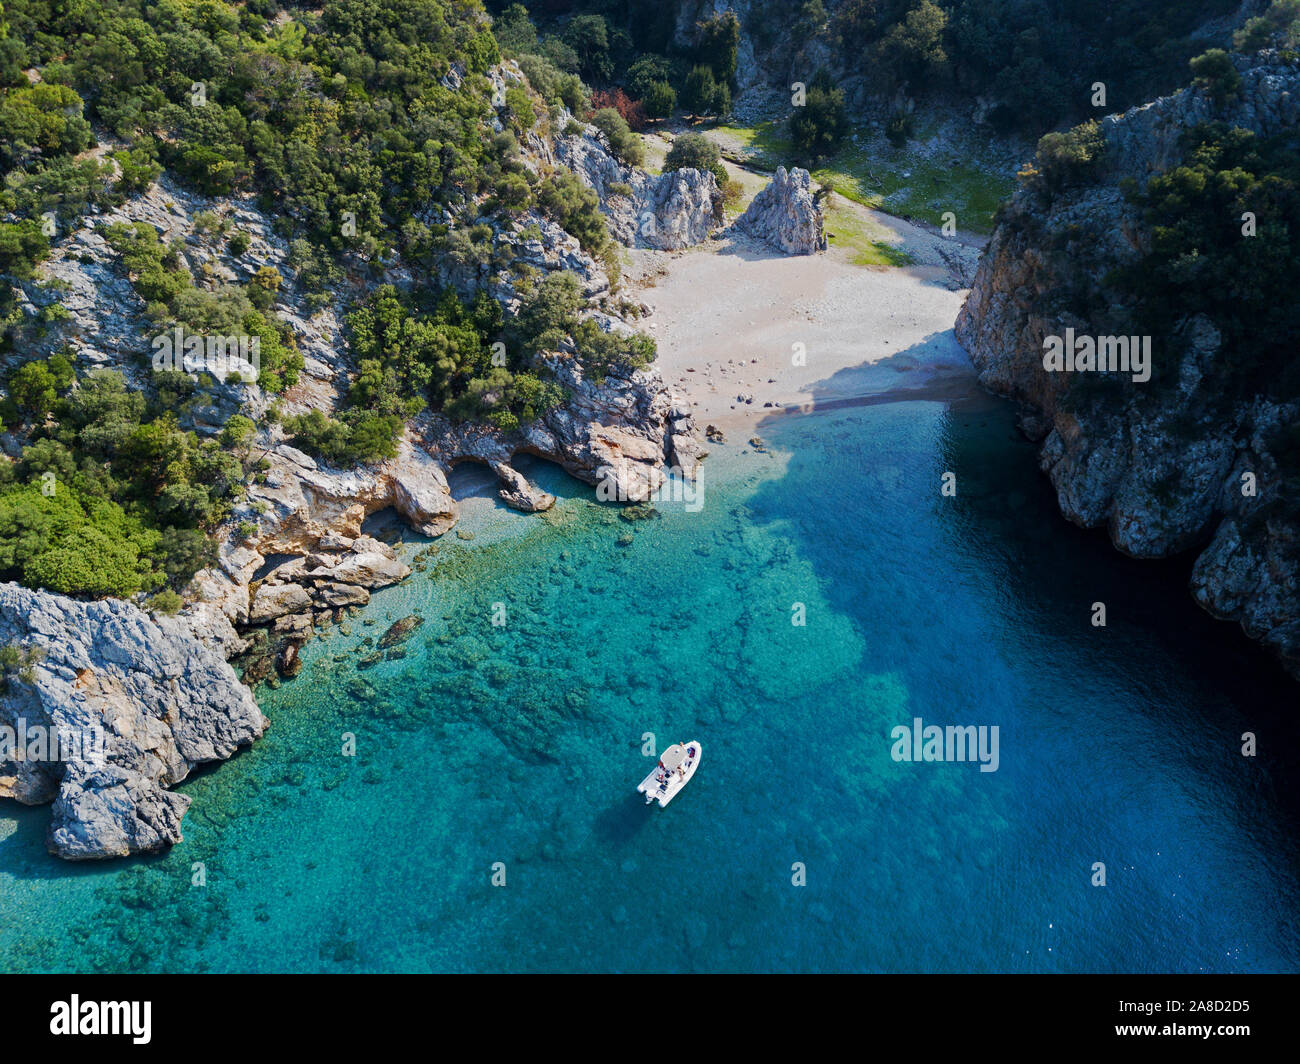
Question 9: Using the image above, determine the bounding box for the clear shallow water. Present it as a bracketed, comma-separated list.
[2, 386, 1298, 973]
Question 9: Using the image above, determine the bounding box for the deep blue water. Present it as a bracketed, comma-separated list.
[2, 380, 1298, 972]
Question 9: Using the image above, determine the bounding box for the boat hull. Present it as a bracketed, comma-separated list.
[637, 741, 702, 807]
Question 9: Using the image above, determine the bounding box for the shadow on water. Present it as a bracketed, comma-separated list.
[759, 338, 1300, 750]
[928, 389, 1300, 835]
[593, 793, 656, 846]
[744, 337, 1300, 961]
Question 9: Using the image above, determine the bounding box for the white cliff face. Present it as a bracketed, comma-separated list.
[734, 167, 827, 255]
[955, 55, 1300, 680]
[0, 583, 267, 859]
[554, 124, 724, 250]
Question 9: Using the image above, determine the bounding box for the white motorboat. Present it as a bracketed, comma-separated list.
[637, 741, 701, 807]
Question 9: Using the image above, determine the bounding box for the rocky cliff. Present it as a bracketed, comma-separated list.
[554, 124, 723, 250]
[955, 54, 1300, 679]
[0, 583, 267, 859]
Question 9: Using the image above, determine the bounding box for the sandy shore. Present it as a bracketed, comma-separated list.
[625, 205, 982, 436]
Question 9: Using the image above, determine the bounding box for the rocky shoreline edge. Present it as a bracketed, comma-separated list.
[0, 64, 828, 859]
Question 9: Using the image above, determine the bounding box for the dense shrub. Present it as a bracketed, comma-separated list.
[664, 133, 720, 174]
[640, 81, 676, 120]
[592, 107, 644, 165]
[790, 70, 847, 161]
[681, 65, 730, 117]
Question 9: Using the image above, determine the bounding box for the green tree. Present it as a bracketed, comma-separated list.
[563, 15, 612, 82]
[0, 218, 49, 279]
[664, 132, 720, 174]
[878, 0, 948, 85]
[696, 12, 740, 89]
[641, 81, 676, 120]
[791, 70, 847, 161]
[625, 54, 673, 100]
[1190, 49, 1242, 107]
[592, 107, 643, 166]
[681, 65, 729, 117]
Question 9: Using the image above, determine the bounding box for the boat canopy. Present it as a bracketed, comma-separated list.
[660, 744, 686, 770]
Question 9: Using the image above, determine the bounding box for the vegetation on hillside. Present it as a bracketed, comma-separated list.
[0, 0, 660, 603]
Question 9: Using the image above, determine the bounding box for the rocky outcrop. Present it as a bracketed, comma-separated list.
[0, 583, 267, 859]
[554, 126, 724, 250]
[185, 357, 699, 663]
[955, 54, 1300, 679]
[0, 58, 705, 861]
[734, 167, 827, 255]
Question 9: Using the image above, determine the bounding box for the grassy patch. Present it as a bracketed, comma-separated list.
[710, 120, 1014, 235]
[822, 200, 914, 267]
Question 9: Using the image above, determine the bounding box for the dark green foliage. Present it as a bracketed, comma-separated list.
[6, 351, 73, 419]
[786, 0, 1243, 137]
[694, 11, 740, 90]
[0, 483, 161, 597]
[592, 107, 643, 166]
[538, 167, 610, 254]
[573, 319, 655, 380]
[681, 65, 729, 117]
[1033, 121, 1107, 191]
[1117, 123, 1300, 398]
[0, 82, 92, 168]
[1234, 1, 1300, 53]
[0, 362, 233, 596]
[517, 270, 583, 349]
[492, 3, 538, 55]
[0, 217, 48, 279]
[640, 80, 676, 120]
[885, 109, 914, 147]
[625, 54, 673, 100]
[563, 14, 612, 82]
[790, 69, 847, 161]
[1190, 49, 1243, 107]
[516, 52, 588, 111]
[877, 0, 947, 85]
[664, 132, 720, 174]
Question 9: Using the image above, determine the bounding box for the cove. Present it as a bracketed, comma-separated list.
[0, 383, 1297, 974]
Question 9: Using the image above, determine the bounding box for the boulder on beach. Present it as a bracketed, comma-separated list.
[735, 167, 827, 255]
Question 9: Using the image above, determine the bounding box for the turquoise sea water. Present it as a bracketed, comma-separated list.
[2, 372, 1298, 973]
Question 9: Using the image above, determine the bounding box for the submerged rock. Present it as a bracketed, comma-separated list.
[0, 583, 267, 860]
[276, 641, 303, 679]
[379, 615, 425, 649]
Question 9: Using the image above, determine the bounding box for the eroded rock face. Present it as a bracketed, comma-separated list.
[734, 166, 827, 255]
[424, 352, 702, 507]
[555, 126, 724, 250]
[955, 54, 1300, 679]
[0, 583, 267, 859]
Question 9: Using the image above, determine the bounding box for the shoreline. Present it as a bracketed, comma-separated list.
[625, 218, 979, 437]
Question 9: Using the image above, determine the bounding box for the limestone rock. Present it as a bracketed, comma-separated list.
[955, 53, 1300, 679]
[493, 461, 556, 512]
[250, 582, 312, 624]
[313, 536, 410, 588]
[0, 582, 266, 860]
[734, 167, 827, 255]
[554, 126, 723, 250]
